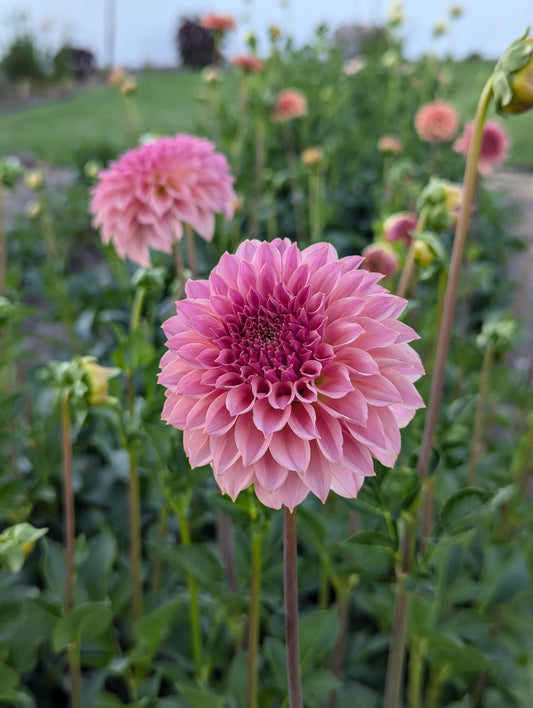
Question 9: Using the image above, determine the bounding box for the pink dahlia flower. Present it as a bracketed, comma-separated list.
[414, 100, 459, 144]
[159, 238, 424, 511]
[453, 120, 510, 175]
[231, 54, 264, 73]
[362, 243, 399, 277]
[272, 89, 308, 122]
[200, 13, 236, 32]
[90, 135, 236, 267]
[383, 212, 418, 246]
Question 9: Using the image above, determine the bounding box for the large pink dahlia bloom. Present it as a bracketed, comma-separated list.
[159, 239, 424, 510]
[90, 135, 236, 267]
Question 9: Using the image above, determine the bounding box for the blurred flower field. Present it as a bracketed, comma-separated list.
[1, 7, 533, 708]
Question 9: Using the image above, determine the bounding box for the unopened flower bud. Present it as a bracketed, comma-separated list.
[80, 356, 120, 406]
[301, 147, 324, 166]
[433, 21, 447, 37]
[362, 242, 399, 277]
[413, 240, 435, 267]
[378, 134, 403, 154]
[83, 160, 101, 178]
[449, 4, 463, 18]
[24, 169, 44, 190]
[268, 25, 281, 41]
[0, 157, 23, 188]
[202, 66, 222, 84]
[120, 78, 137, 95]
[494, 32, 533, 115]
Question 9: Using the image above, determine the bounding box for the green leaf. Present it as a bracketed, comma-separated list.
[0, 660, 19, 694]
[177, 684, 225, 708]
[302, 669, 340, 706]
[132, 599, 179, 662]
[0, 523, 48, 572]
[52, 601, 113, 652]
[300, 609, 340, 673]
[343, 531, 396, 579]
[484, 553, 530, 607]
[439, 488, 491, 531]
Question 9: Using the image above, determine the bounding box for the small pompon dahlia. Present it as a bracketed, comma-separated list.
[453, 120, 510, 175]
[231, 54, 264, 73]
[414, 100, 459, 144]
[200, 13, 236, 32]
[159, 239, 424, 511]
[383, 212, 418, 246]
[362, 242, 399, 277]
[90, 135, 236, 267]
[272, 89, 308, 122]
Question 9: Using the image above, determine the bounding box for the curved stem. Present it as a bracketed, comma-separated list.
[284, 507, 303, 708]
[416, 77, 493, 484]
[246, 529, 262, 708]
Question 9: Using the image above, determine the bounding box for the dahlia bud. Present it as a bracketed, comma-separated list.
[494, 31, 533, 115]
[362, 242, 399, 277]
[449, 4, 463, 19]
[80, 356, 120, 406]
[24, 169, 44, 190]
[0, 156, 23, 189]
[300, 146, 324, 166]
[417, 178, 463, 232]
[83, 160, 101, 179]
[201, 66, 223, 84]
[377, 134, 403, 154]
[120, 78, 137, 96]
[413, 239, 435, 267]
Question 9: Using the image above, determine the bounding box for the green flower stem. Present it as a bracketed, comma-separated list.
[518, 414, 533, 496]
[308, 166, 322, 243]
[416, 76, 493, 486]
[467, 339, 494, 485]
[175, 496, 203, 679]
[127, 283, 146, 622]
[61, 390, 83, 708]
[184, 224, 198, 279]
[284, 507, 303, 708]
[151, 501, 168, 593]
[122, 94, 141, 145]
[246, 525, 262, 708]
[0, 184, 6, 295]
[383, 514, 415, 708]
[249, 116, 266, 236]
[408, 636, 427, 708]
[172, 240, 186, 293]
[282, 122, 305, 241]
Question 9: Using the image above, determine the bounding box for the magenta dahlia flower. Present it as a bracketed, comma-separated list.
[453, 120, 510, 174]
[414, 100, 459, 144]
[159, 239, 424, 510]
[362, 243, 399, 277]
[383, 212, 418, 246]
[90, 135, 236, 267]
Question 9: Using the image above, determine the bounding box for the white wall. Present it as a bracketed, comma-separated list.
[0, 0, 531, 69]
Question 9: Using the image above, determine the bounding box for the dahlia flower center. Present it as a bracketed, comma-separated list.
[215, 285, 332, 386]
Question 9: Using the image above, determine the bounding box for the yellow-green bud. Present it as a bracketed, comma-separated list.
[494, 33, 533, 115]
[301, 146, 324, 166]
[80, 356, 120, 406]
[414, 240, 435, 267]
[24, 169, 44, 190]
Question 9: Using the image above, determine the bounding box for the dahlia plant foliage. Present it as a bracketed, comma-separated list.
[2, 8, 533, 708]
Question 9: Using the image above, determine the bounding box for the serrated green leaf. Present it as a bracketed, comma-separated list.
[52, 601, 113, 652]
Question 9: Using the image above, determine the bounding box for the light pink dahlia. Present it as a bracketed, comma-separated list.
[414, 100, 459, 144]
[159, 238, 424, 511]
[90, 135, 236, 267]
[453, 120, 510, 175]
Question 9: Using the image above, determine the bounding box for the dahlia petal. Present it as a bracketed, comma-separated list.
[252, 397, 292, 435]
[185, 279, 211, 299]
[346, 407, 387, 449]
[302, 242, 337, 270]
[270, 429, 310, 473]
[330, 470, 365, 498]
[385, 370, 425, 409]
[162, 393, 196, 428]
[325, 320, 365, 347]
[226, 384, 255, 415]
[210, 433, 240, 473]
[315, 363, 354, 399]
[315, 406, 343, 463]
[220, 459, 255, 500]
[185, 394, 218, 430]
[356, 373, 403, 406]
[275, 472, 310, 512]
[254, 451, 289, 492]
[341, 433, 375, 476]
[254, 482, 283, 510]
[340, 348, 380, 376]
[204, 395, 237, 434]
[176, 369, 212, 396]
[317, 389, 368, 426]
[287, 402, 318, 439]
[183, 429, 212, 467]
[298, 445, 332, 502]
[235, 414, 271, 465]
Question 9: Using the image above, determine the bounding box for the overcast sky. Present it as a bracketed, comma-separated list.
[0, 0, 531, 68]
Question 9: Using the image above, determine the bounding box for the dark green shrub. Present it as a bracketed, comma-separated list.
[1, 33, 46, 83]
[176, 17, 215, 68]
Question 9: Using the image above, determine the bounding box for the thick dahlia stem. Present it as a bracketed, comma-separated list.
[172, 240, 186, 293]
[467, 339, 493, 486]
[184, 224, 198, 279]
[308, 166, 322, 244]
[175, 497, 203, 679]
[284, 508, 303, 708]
[396, 207, 428, 299]
[417, 77, 493, 486]
[216, 508, 238, 593]
[61, 391, 83, 708]
[246, 529, 262, 708]
[0, 185, 6, 295]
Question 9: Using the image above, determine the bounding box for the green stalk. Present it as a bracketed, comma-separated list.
[175, 496, 203, 678]
[284, 508, 303, 708]
[184, 224, 198, 279]
[0, 185, 6, 295]
[467, 339, 493, 485]
[216, 508, 238, 593]
[416, 76, 493, 485]
[408, 636, 427, 708]
[61, 390, 83, 708]
[281, 122, 305, 241]
[246, 528, 262, 708]
[172, 239, 186, 293]
[249, 116, 266, 236]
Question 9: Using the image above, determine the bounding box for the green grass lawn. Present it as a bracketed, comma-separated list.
[0, 61, 531, 168]
[0, 70, 205, 164]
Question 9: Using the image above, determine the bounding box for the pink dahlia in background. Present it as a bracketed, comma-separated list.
[200, 13, 236, 32]
[362, 243, 399, 276]
[453, 120, 510, 174]
[383, 212, 418, 246]
[414, 100, 459, 144]
[231, 54, 264, 73]
[272, 89, 308, 122]
[377, 134, 403, 154]
[159, 238, 424, 510]
[90, 135, 236, 267]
